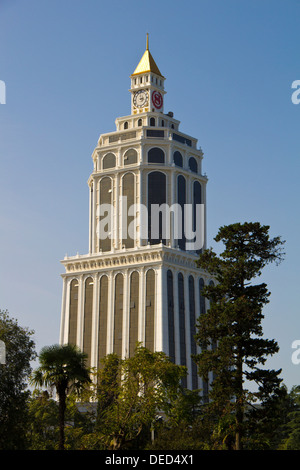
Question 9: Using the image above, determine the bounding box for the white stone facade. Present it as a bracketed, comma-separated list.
[59, 43, 213, 391]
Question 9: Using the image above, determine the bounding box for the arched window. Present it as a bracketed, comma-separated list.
[209, 280, 217, 380]
[199, 278, 205, 314]
[173, 151, 183, 167]
[114, 273, 123, 356]
[103, 152, 116, 169]
[148, 147, 165, 164]
[124, 121, 129, 130]
[161, 119, 165, 127]
[129, 271, 139, 357]
[189, 275, 198, 389]
[193, 181, 202, 253]
[99, 177, 112, 252]
[177, 175, 186, 250]
[167, 270, 175, 363]
[83, 277, 93, 366]
[138, 118, 143, 127]
[68, 279, 79, 346]
[148, 171, 166, 245]
[199, 277, 208, 400]
[122, 173, 134, 248]
[150, 117, 155, 126]
[145, 269, 155, 351]
[189, 157, 198, 173]
[124, 148, 138, 165]
[98, 275, 108, 365]
[178, 272, 187, 388]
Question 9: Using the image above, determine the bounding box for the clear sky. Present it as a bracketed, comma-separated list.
[0, 0, 299, 390]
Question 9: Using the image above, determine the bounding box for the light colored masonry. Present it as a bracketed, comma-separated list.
[59, 37, 214, 391]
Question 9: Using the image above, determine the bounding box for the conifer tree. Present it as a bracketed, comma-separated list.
[194, 222, 285, 450]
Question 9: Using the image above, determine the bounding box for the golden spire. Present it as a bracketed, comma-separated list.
[131, 34, 164, 78]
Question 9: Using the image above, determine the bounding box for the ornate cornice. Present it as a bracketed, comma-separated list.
[61, 245, 205, 277]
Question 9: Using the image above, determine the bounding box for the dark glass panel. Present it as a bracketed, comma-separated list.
[177, 175, 186, 250]
[83, 277, 93, 366]
[122, 173, 134, 249]
[199, 277, 208, 401]
[99, 177, 112, 252]
[172, 133, 192, 146]
[178, 272, 187, 388]
[145, 269, 155, 351]
[113, 273, 123, 356]
[148, 147, 165, 164]
[167, 270, 175, 363]
[189, 157, 198, 173]
[103, 152, 116, 169]
[147, 130, 164, 138]
[129, 272, 139, 357]
[173, 151, 183, 167]
[148, 171, 166, 245]
[189, 275, 198, 389]
[124, 149, 138, 165]
[98, 275, 108, 367]
[193, 181, 202, 254]
[199, 278, 205, 314]
[68, 279, 78, 346]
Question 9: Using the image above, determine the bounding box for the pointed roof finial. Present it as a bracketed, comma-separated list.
[131, 33, 164, 78]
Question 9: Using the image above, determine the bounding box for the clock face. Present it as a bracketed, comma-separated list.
[152, 90, 163, 110]
[133, 90, 148, 108]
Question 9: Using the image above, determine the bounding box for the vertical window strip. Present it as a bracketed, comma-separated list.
[145, 269, 155, 351]
[68, 279, 78, 346]
[83, 277, 93, 367]
[178, 272, 187, 388]
[167, 270, 175, 363]
[129, 272, 139, 357]
[98, 275, 108, 368]
[113, 274, 123, 356]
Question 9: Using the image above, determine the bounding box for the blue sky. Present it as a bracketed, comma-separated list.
[0, 0, 299, 390]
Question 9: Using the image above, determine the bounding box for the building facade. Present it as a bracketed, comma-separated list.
[59, 38, 213, 390]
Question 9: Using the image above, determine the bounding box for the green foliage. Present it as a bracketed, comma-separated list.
[194, 222, 285, 449]
[31, 343, 91, 450]
[31, 343, 91, 394]
[85, 344, 187, 450]
[27, 390, 59, 450]
[0, 309, 36, 449]
[278, 386, 300, 449]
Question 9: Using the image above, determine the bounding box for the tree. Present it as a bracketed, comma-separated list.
[245, 384, 295, 449]
[278, 385, 300, 449]
[148, 389, 213, 450]
[0, 309, 36, 449]
[194, 222, 285, 450]
[31, 343, 91, 450]
[27, 390, 59, 450]
[86, 345, 187, 450]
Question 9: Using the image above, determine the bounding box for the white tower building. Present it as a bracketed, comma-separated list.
[59, 37, 212, 390]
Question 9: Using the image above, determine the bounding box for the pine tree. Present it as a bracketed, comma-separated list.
[194, 222, 285, 450]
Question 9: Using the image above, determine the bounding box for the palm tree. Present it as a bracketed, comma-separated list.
[31, 343, 91, 450]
